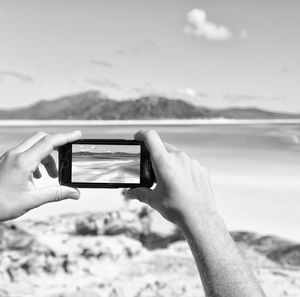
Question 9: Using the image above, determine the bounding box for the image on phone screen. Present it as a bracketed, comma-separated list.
[71, 144, 141, 183]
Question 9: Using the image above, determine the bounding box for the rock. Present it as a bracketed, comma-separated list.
[75, 217, 98, 236]
[140, 227, 185, 250]
[230, 231, 260, 245]
[0, 223, 35, 251]
[268, 244, 300, 267]
[3, 211, 300, 297]
[251, 236, 294, 254]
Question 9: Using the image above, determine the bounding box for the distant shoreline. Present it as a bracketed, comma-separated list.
[1, 119, 300, 126]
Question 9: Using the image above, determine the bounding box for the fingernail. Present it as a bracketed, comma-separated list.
[69, 189, 80, 200]
[73, 130, 82, 136]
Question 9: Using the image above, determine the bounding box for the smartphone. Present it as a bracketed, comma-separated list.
[58, 139, 155, 188]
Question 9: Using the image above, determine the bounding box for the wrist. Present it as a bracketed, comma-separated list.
[176, 208, 226, 236]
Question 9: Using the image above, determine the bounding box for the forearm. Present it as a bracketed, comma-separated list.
[178, 211, 266, 297]
[128, 130, 265, 296]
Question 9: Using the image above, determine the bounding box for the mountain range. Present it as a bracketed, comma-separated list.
[0, 91, 299, 120]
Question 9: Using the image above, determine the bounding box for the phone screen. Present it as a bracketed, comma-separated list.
[71, 144, 141, 184]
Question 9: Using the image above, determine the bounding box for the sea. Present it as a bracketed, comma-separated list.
[1, 120, 300, 241]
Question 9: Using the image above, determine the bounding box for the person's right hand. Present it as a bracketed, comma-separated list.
[126, 130, 216, 226]
[128, 130, 267, 297]
[0, 130, 82, 222]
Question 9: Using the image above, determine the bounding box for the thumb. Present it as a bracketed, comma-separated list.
[126, 187, 155, 206]
[31, 186, 80, 207]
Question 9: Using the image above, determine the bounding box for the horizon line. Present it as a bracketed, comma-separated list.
[1, 119, 300, 126]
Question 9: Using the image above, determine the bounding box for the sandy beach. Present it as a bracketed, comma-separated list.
[0, 121, 299, 242]
[72, 158, 140, 183]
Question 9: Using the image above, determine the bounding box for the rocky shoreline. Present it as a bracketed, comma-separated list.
[1, 207, 300, 297]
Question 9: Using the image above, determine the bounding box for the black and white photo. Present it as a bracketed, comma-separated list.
[0, 1, 300, 296]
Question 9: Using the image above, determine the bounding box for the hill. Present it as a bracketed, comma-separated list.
[0, 91, 299, 120]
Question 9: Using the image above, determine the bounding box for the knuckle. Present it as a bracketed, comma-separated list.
[192, 158, 201, 166]
[14, 154, 26, 168]
[44, 135, 51, 143]
[177, 151, 189, 160]
[199, 163, 208, 173]
[41, 136, 53, 149]
[3, 150, 14, 160]
[191, 158, 199, 166]
[156, 151, 170, 166]
[55, 187, 63, 201]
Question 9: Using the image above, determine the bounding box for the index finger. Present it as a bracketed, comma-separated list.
[11, 131, 48, 154]
[134, 129, 167, 161]
[21, 130, 82, 170]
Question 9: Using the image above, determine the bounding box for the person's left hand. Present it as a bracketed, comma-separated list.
[0, 130, 82, 222]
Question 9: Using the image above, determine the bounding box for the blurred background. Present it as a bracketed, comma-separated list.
[1, 1, 300, 296]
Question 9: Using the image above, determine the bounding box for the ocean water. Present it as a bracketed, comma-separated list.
[1, 122, 300, 241]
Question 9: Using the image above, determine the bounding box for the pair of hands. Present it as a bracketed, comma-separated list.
[0, 129, 216, 225]
[0, 130, 266, 297]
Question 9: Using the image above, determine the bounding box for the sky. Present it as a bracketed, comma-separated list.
[0, 0, 300, 112]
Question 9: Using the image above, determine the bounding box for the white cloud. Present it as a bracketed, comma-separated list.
[177, 88, 198, 97]
[133, 82, 155, 95]
[0, 71, 34, 83]
[89, 59, 112, 68]
[86, 78, 121, 90]
[115, 40, 158, 55]
[184, 9, 232, 41]
[223, 93, 285, 102]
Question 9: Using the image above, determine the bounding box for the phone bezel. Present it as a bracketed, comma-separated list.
[58, 139, 154, 188]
